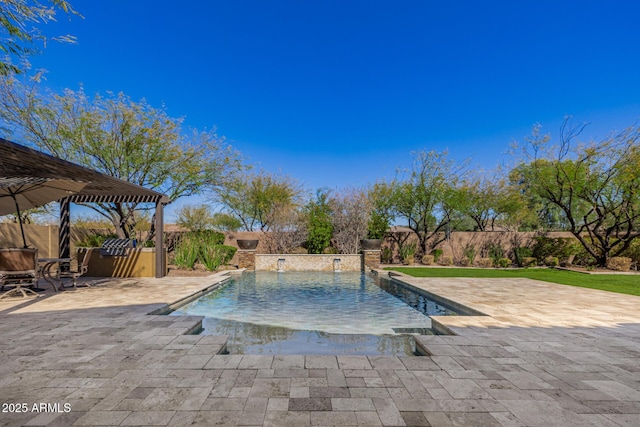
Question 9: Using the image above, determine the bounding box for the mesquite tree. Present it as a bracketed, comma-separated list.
[454, 174, 534, 232]
[379, 150, 462, 256]
[513, 119, 640, 266]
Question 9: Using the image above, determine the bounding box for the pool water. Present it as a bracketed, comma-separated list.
[170, 271, 458, 355]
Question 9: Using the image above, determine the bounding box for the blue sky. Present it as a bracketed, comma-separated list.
[31, 0, 640, 221]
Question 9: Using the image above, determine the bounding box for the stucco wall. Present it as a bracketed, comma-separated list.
[255, 254, 362, 271]
[0, 224, 111, 257]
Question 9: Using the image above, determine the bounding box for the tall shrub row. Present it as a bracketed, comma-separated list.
[173, 231, 237, 271]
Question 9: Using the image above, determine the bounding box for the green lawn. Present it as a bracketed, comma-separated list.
[385, 267, 640, 296]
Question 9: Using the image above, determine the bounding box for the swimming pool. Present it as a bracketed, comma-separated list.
[170, 271, 459, 355]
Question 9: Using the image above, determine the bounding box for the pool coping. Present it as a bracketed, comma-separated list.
[381, 270, 488, 317]
[147, 271, 236, 316]
[376, 270, 491, 349]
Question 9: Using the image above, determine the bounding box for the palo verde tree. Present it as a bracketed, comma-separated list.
[0, 0, 80, 74]
[175, 204, 215, 232]
[0, 76, 242, 239]
[210, 212, 242, 232]
[513, 119, 640, 267]
[213, 170, 301, 232]
[380, 150, 463, 256]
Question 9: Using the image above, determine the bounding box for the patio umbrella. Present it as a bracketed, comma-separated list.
[0, 177, 87, 248]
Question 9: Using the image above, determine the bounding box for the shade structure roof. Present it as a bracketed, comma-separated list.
[0, 138, 169, 204]
[1, 138, 169, 277]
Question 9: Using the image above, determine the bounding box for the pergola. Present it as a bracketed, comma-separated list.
[0, 138, 170, 277]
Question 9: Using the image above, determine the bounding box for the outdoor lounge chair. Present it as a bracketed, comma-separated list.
[55, 248, 93, 289]
[0, 248, 39, 299]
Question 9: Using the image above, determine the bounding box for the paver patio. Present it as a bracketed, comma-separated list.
[0, 270, 638, 426]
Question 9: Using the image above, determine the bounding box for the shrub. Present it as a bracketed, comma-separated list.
[399, 242, 417, 263]
[459, 257, 472, 267]
[522, 257, 537, 267]
[486, 243, 504, 264]
[621, 239, 640, 266]
[403, 255, 415, 265]
[475, 257, 493, 268]
[323, 246, 338, 254]
[572, 243, 597, 266]
[432, 248, 443, 263]
[532, 236, 575, 261]
[173, 231, 235, 271]
[497, 258, 511, 268]
[463, 244, 476, 265]
[200, 245, 237, 271]
[544, 256, 559, 267]
[513, 247, 533, 267]
[421, 254, 435, 265]
[606, 256, 632, 271]
[381, 247, 393, 264]
[198, 230, 225, 245]
[173, 234, 200, 269]
[290, 246, 308, 254]
[438, 255, 453, 266]
[559, 254, 575, 267]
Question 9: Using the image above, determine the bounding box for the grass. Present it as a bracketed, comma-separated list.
[385, 267, 640, 297]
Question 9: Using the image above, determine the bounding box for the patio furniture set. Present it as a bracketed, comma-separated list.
[0, 247, 91, 299]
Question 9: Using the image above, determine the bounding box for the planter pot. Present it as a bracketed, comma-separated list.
[360, 239, 382, 250]
[236, 239, 258, 250]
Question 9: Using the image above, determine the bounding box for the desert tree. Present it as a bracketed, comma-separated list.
[213, 170, 301, 232]
[263, 204, 308, 254]
[175, 204, 215, 232]
[0, 76, 243, 240]
[0, 0, 80, 74]
[329, 187, 371, 254]
[455, 173, 534, 231]
[513, 118, 640, 266]
[381, 150, 463, 256]
[454, 175, 498, 231]
[210, 212, 242, 232]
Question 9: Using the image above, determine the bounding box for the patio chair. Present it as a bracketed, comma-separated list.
[56, 248, 93, 289]
[0, 248, 39, 299]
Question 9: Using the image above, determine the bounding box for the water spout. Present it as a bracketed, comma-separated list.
[277, 258, 285, 272]
[333, 258, 342, 272]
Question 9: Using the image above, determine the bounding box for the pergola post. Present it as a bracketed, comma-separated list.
[59, 197, 71, 259]
[155, 200, 165, 278]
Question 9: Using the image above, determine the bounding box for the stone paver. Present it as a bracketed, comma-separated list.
[0, 271, 638, 426]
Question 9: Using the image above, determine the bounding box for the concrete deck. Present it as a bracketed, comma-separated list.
[0, 271, 638, 426]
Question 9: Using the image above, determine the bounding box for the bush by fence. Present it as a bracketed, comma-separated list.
[173, 231, 236, 271]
